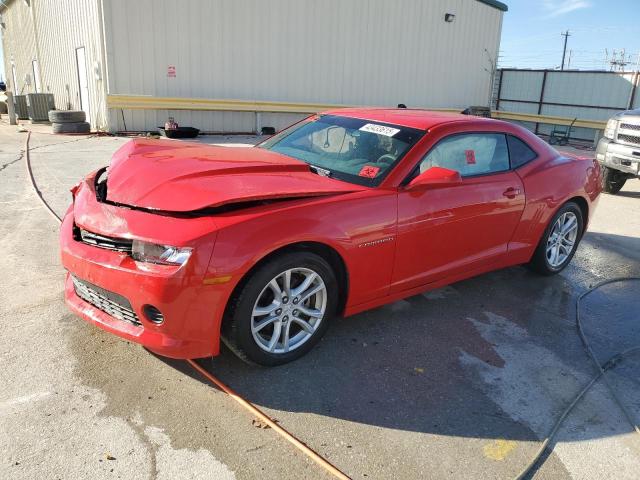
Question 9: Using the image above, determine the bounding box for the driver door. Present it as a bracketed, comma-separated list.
[390, 132, 525, 293]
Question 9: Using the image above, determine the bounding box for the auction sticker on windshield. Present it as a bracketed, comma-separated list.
[359, 123, 401, 137]
[358, 165, 381, 178]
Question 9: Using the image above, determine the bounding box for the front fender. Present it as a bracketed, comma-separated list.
[208, 190, 398, 311]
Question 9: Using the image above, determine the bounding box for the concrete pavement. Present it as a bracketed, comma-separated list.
[1, 122, 639, 479]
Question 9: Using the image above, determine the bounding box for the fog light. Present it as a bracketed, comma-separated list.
[143, 305, 164, 324]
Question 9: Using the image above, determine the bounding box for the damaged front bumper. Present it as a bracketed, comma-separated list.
[60, 174, 231, 359]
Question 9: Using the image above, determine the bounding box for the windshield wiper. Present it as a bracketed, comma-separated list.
[308, 164, 332, 177]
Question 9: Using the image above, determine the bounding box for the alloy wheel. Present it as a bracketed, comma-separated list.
[546, 211, 579, 268]
[251, 268, 327, 354]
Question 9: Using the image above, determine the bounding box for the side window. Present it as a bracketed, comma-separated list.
[507, 135, 537, 168]
[418, 133, 509, 177]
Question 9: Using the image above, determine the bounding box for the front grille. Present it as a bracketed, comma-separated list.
[617, 133, 640, 146]
[620, 123, 640, 131]
[72, 276, 141, 326]
[73, 225, 133, 253]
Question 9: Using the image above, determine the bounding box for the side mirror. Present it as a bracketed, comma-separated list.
[407, 166, 462, 190]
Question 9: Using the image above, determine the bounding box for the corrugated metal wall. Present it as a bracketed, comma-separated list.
[1, 0, 38, 95]
[0, 0, 108, 129]
[31, 0, 108, 129]
[496, 69, 640, 141]
[103, 0, 504, 132]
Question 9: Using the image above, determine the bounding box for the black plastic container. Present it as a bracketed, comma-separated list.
[157, 126, 200, 139]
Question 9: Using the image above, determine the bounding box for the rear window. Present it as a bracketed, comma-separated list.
[507, 135, 537, 168]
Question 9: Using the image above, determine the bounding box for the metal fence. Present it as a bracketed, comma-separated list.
[493, 69, 640, 141]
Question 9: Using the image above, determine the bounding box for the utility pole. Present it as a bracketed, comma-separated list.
[483, 48, 497, 109]
[560, 30, 571, 70]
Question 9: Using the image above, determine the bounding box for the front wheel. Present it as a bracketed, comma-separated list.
[601, 166, 627, 194]
[528, 202, 584, 275]
[222, 252, 338, 366]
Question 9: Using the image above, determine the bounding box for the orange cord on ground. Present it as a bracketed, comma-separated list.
[188, 359, 351, 480]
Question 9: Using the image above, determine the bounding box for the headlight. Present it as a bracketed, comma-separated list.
[131, 240, 192, 266]
[604, 119, 617, 139]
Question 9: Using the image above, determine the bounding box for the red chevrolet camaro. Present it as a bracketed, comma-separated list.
[61, 109, 601, 365]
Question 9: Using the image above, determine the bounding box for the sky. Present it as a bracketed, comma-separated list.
[499, 0, 640, 70]
[0, 0, 639, 82]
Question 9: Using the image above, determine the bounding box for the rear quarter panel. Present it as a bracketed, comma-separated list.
[508, 148, 601, 262]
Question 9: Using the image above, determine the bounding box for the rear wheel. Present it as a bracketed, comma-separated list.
[601, 166, 627, 194]
[529, 202, 583, 275]
[223, 252, 338, 366]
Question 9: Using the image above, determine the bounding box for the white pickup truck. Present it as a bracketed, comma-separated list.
[596, 109, 640, 194]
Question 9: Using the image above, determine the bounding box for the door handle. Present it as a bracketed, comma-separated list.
[502, 187, 521, 199]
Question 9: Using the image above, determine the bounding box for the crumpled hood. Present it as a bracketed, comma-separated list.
[103, 139, 362, 212]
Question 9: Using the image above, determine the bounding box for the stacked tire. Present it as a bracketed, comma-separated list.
[48, 110, 90, 134]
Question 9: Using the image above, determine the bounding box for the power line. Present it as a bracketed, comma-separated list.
[608, 49, 632, 71]
[498, 49, 640, 72]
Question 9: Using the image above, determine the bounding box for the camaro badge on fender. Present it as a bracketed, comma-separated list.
[358, 237, 395, 248]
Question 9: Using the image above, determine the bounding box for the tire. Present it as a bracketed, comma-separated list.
[223, 252, 338, 366]
[52, 121, 91, 134]
[601, 166, 627, 194]
[48, 110, 86, 123]
[528, 201, 584, 275]
[548, 136, 558, 145]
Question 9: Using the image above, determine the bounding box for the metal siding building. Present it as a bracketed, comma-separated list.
[1, 0, 108, 127]
[1, 0, 507, 133]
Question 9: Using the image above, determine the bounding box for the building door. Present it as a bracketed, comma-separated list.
[32, 60, 42, 93]
[75, 47, 91, 121]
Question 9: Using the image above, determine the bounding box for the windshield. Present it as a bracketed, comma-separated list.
[257, 114, 424, 186]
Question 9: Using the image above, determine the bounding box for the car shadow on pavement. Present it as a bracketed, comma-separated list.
[615, 190, 640, 199]
[154, 234, 640, 447]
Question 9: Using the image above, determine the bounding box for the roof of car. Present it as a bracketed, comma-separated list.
[322, 108, 494, 131]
